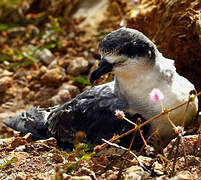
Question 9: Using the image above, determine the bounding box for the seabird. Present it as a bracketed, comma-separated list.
[3, 27, 198, 149]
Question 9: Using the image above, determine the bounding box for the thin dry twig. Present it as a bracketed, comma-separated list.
[170, 136, 180, 177]
[101, 138, 150, 173]
[97, 91, 201, 153]
[182, 101, 190, 127]
[180, 135, 188, 166]
[128, 130, 137, 150]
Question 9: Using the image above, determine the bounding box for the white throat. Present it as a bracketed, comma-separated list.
[114, 61, 164, 118]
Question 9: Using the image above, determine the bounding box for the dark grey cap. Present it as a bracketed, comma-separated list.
[99, 27, 156, 60]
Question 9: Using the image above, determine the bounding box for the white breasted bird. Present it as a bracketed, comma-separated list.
[3, 27, 198, 149]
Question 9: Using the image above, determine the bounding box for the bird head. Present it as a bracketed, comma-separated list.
[90, 27, 158, 84]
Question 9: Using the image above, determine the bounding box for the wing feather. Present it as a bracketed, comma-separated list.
[47, 82, 150, 148]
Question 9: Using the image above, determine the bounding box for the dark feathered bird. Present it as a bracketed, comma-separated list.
[3, 28, 198, 149]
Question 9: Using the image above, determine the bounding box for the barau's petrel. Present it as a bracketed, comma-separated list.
[3, 28, 198, 149]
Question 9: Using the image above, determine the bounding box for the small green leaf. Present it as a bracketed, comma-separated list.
[40, 44, 56, 50]
[75, 143, 95, 152]
[0, 56, 9, 62]
[0, 157, 18, 170]
[66, 163, 77, 174]
[51, 149, 68, 157]
[70, 76, 91, 85]
[9, 60, 33, 68]
[79, 152, 95, 161]
[0, 24, 15, 31]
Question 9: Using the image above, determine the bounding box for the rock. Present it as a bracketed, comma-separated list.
[36, 137, 57, 147]
[38, 48, 55, 65]
[52, 153, 63, 163]
[131, 155, 153, 167]
[32, 87, 58, 107]
[40, 67, 66, 84]
[66, 57, 89, 76]
[0, 123, 15, 138]
[22, 87, 30, 96]
[126, 0, 201, 101]
[23, 133, 32, 143]
[39, 65, 48, 75]
[10, 137, 27, 149]
[122, 165, 150, 179]
[15, 172, 26, 180]
[0, 76, 13, 93]
[58, 58, 71, 68]
[152, 161, 164, 176]
[100, 170, 118, 180]
[48, 59, 58, 69]
[14, 145, 26, 152]
[77, 166, 96, 180]
[163, 135, 201, 158]
[73, 0, 109, 36]
[0, 137, 15, 147]
[0, 69, 13, 77]
[155, 175, 169, 180]
[49, 83, 80, 106]
[174, 171, 193, 180]
[70, 176, 92, 180]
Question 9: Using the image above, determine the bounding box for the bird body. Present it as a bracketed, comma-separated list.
[3, 28, 198, 148]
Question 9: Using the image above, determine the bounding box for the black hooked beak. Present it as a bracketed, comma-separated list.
[90, 58, 114, 84]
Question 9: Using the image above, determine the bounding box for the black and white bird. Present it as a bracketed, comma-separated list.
[3, 27, 198, 149]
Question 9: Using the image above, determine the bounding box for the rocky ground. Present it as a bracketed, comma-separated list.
[0, 0, 201, 179]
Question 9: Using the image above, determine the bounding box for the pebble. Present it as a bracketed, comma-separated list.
[66, 57, 89, 76]
[0, 69, 13, 77]
[123, 165, 150, 179]
[22, 87, 30, 96]
[0, 76, 13, 93]
[131, 155, 153, 167]
[39, 65, 48, 75]
[174, 171, 193, 180]
[49, 83, 80, 105]
[14, 145, 26, 152]
[70, 176, 92, 180]
[152, 161, 164, 175]
[52, 153, 63, 163]
[15, 173, 26, 180]
[23, 133, 32, 143]
[11, 137, 27, 149]
[38, 48, 55, 65]
[36, 137, 57, 147]
[40, 67, 66, 84]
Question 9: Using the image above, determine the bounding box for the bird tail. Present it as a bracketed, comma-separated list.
[3, 107, 52, 139]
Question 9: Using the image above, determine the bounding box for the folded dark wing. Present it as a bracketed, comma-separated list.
[47, 82, 148, 147]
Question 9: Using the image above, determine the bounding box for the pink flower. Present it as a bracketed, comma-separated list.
[149, 88, 164, 103]
[174, 126, 185, 136]
[115, 110, 125, 119]
[144, 145, 154, 155]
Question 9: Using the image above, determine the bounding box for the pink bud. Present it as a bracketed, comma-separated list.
[174, 126, 185, 136]
[150, 88, 164, 103]
[115, 110, 125, 119]
[145, 145, 154, 155]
